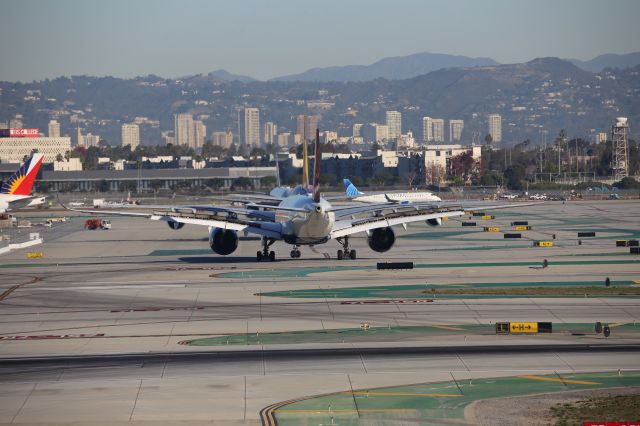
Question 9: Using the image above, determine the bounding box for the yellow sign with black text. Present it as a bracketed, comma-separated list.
[509, 322, 538, 333]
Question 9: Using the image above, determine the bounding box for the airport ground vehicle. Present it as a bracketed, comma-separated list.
[84, 218, 111, 230]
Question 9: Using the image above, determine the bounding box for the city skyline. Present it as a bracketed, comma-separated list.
[1, 0, 640, 82]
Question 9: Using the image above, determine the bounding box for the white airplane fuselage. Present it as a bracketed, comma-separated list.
[354, 192, 441, 204]
[276, 195, 335, 245]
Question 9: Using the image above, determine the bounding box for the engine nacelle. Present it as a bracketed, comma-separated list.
[368, 227, 396, 253]
[209, 228, 238, 255]
[426, 218, 442, 227]
[167, 220, 185, 230]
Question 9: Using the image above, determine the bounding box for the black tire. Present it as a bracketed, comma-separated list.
[350, 249, 356, 260]
[337, 250, 343, 260]
[290, 250, 296, 258]
[269, 251, 275, 261]
[257, 252, 263, 261]
[295, 250, 301, 258]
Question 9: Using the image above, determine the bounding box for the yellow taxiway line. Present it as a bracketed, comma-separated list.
[521, 375, 600, 385]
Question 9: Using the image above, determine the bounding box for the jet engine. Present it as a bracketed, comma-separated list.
[426, 218, 442, 226]
[367, 227, 396, 252]
[209, 228, 238, 255]
[167, 220, 185, 230]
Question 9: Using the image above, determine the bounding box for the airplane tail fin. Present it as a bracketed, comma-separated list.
[0, 153, 44, 196]
[312, 129, 321, 203]
[343, 178, 364, 197]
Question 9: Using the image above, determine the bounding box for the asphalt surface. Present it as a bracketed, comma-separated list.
[0, 199, 638, 424]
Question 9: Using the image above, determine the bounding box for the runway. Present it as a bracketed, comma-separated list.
[0, 200, 639, 424]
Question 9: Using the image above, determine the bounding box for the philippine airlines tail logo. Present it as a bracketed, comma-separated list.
[0, 153, 44, 195]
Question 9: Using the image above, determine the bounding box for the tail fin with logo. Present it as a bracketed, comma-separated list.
[312, 129, 321, 203]
[343, 179, 365, 198]
[0, 153, 44, 196]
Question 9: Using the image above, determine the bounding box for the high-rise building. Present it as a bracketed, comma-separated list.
[211, 131, 233, 149]
[241, 107, 260, 147]
[432, 119, 445, 142]
[296, 115, 319, 141]
[161, 131, 175, 145]
[174, 114, 194, 147]
[386, 111, 402, 139]
[362, 124, 389, 143]
[193, 120, 207, 149]
[449, 119, 464, 142]
[422, 117, 433, 143]
[264, 122, 277, 145]
[121, 123, 140, 149]
[352, 123, 363, 138]
[83, 133, 100, 148]
[277, 133, 291, 147]
[76, 125, 84, 147]
[488, 114, 502, 143]
[48, 120, 61, 138]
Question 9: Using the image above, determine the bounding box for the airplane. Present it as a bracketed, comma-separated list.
[62, 130, 533, 261]
[343, 178, 442, 204]
[0, 153, 46, 213]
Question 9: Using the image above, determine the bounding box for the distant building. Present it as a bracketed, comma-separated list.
[597, 132, 607, 143]
[396, 132, 416, 149]
[386, 111, 402, 139]
[422, 117, 433, 143]
[174, 114, 194, 147]
[48, 120, 60, 138]
[0, 130, 71, 163]
[449, 119, 464, 142]
[193, 120, 207, 149]
[83, 133, 100, 148]
[323, 131, 338, 143]
[264, 122, 277, 145]
[211, 131, 233, 149]
[241, 107, 260, 147]
[362, 124, 389, 143]
[121, 123, 140, 149]
[432, 119, 445, 142]
[276, 133, 292, 148]
[352, 123, 363, 138]
[76, 125, 84, 147]
[488, 114, 502, 143]
[296, 115, 319, 141]
[161, 131, 175, 145]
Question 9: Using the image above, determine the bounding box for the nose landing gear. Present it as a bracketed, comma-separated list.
[290, 246, 301, 258]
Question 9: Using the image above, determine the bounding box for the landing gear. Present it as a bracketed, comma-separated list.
[290, 246, 301, 258]
[336, 236, 356, 260]
[257, 237, 276, 262]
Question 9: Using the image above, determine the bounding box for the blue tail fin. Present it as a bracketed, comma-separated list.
[343, 178, 364, 197]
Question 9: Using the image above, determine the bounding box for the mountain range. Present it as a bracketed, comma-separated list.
[206, 51, 640, 83]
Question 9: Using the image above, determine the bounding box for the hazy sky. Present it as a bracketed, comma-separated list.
[2, 0, 639, 82]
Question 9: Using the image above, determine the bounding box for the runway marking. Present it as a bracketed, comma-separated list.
[274, 408, 416, 413]
[343, 392, 462, 397]
[431, 325, 465, 331]
[37, 285, 186, 291]
[520, 375, 600, 385]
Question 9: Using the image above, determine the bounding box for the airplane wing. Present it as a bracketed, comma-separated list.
[330, 205, 465, 239]
[329, 201, 541, 239]
[60, 201, 284, 239]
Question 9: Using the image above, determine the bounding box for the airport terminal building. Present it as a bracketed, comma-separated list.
[0, 128, 71, 163]
[40, 167, 278, 192]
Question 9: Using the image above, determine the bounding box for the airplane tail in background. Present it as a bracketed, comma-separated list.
[312, 129, 321, 203]
[343, 179, 365, 198]
[0, 153, 44, 196]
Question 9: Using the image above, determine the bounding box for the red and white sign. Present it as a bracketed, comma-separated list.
[0, 128, 40, 138]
